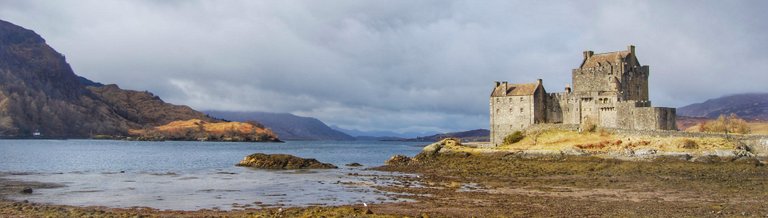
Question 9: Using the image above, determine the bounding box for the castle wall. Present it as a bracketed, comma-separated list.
[620, 66, 649, 101]
[490, 95, 535, 145]
[615, 101, 676, 130]
[546, 93, 564, 123]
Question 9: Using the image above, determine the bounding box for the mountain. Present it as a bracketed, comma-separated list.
[205, 111, 354, 141]
[404, 129, 490, 142]
[330, 125, 440, 139]
[677, 93, 768, 121]
[0, 19, 275, 140]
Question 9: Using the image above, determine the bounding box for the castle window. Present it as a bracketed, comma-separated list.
[509, 98, 513, 103]
[496, 98, 500, 103]
[520, 97, 524, 102]
[509, 108, 513, 113]
[496, 109, 500, 114]
[520, 108, 524, 113]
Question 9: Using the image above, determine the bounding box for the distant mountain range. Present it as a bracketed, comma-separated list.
[402, 129, 490, 142]
[678, 93, 768, 121]
[205, 111, 355, 141]
[0, 19, 275, 140]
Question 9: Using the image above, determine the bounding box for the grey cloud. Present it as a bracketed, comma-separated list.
[1, 0, 766, 133]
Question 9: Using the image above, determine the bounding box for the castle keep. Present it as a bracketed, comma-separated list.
[490, 45, 676, 145]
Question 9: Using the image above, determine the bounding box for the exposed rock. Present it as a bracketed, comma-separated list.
[385, 155, 413, 166]
[236, 153, 337, 170]
[561, 147, 588, 156]
[345, 163, 363, 167]
[633, 148, 657, 157]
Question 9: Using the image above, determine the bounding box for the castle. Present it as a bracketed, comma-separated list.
[490, 45, 676, 145]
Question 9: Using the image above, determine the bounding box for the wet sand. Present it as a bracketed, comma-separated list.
[4, 154, 768, 217]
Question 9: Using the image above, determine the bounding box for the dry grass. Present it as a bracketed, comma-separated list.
[489, 129, 737, 153]
[496, 129, 615, 151]
[684, 120, 768, 135]
[748, 122, 768, 134]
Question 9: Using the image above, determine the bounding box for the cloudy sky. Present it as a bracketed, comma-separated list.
[1, 0, 766, 134]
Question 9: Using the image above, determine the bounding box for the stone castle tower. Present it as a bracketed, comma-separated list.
[490, 45, 676, 145]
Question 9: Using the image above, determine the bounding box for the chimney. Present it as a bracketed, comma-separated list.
[583, 50, 594, 59]
[536, 79, 542, 85]
[495, 81, 500, 87]
[628, 45, 635, 55]
[502, 82, 508, 96]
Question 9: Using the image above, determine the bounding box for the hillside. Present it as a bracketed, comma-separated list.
[205, 111, 354, 141]
[88, 84, 216, 127]
[0, 19, 275, 141]
[0, 19, 131, 137]
[678, 93, 768, 121]
[405, 129, 490, 142]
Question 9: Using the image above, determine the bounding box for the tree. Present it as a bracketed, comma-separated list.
[699, 113, 751, 135]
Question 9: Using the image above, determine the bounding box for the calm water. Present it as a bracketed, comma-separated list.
[0, 140, 425, 210]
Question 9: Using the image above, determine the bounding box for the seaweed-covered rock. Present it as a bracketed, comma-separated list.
[385, 155, 413, 166]
[236, 153, 337, 169]
[19, 188, 33, 194]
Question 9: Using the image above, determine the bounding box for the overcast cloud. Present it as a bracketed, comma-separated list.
[1, 0, 766, 133]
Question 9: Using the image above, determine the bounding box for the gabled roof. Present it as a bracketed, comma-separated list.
[581, 51, 630, 68]
[491, 82, 539, 97]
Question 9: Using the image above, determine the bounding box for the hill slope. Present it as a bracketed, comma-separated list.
[678, 93, 768, 121]
[205, 111, 354, 141]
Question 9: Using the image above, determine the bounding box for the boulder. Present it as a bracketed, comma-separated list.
[236, 153, 337, 170]
[385, 155, 413, 166]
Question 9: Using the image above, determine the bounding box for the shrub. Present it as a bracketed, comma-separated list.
[679, 139, 698, 149]
[580, 117, 597, 133]
[503, 131, 524, 145]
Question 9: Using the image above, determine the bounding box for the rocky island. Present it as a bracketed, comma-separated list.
[236, 153, 337, 169]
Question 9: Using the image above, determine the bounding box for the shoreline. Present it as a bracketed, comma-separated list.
[4, 133, 768, 217]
